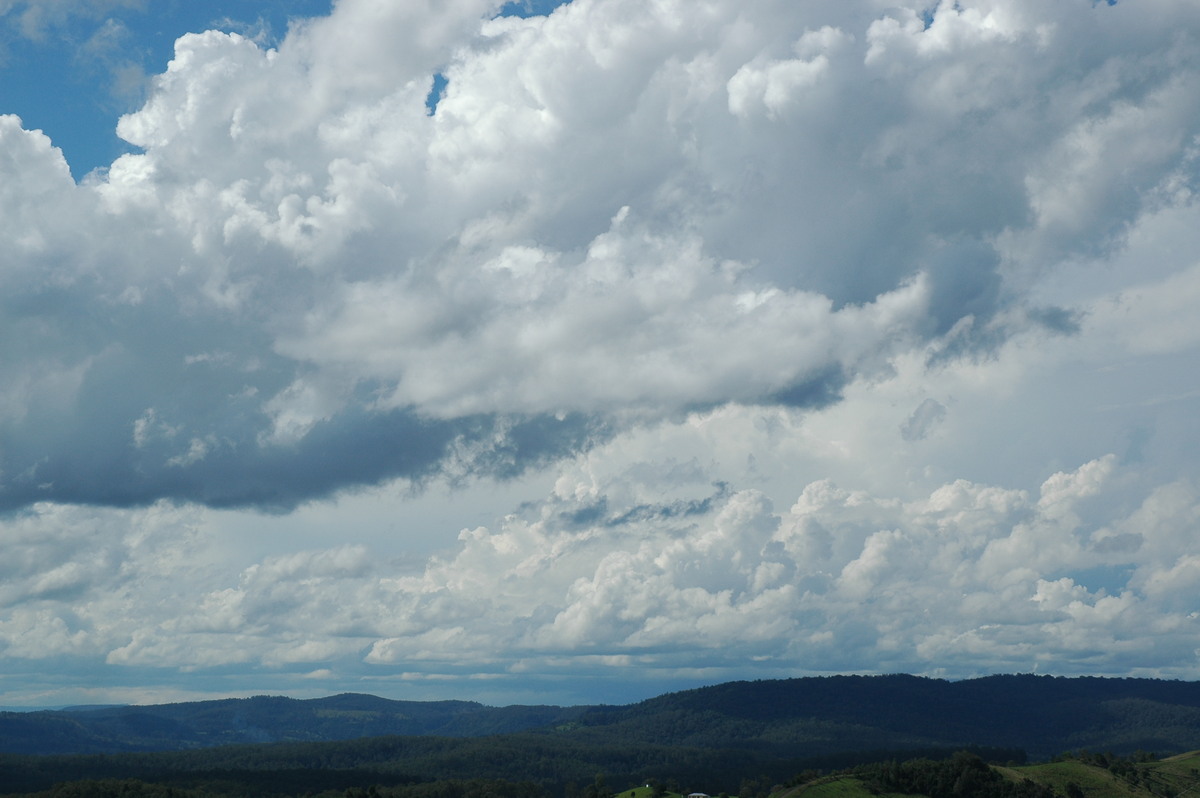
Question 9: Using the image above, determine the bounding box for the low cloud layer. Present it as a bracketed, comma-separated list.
[4, 445, 1199, 704]
[3, 0, 1200, 703]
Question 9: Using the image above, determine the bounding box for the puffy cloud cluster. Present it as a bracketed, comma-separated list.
[3, 0, 1199, 509]
[0, 501, 207, 661]
[4, 447, 1199, 704]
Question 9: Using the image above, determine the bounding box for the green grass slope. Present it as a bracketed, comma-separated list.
[1011, 750, 1200, 798]
[781, 750, 1200, 798]
[785, 775, 915, 798]
[1008, 761, 1151, 798]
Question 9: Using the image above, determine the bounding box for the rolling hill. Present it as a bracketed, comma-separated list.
[3, 674, 1200, 798]
[4, 675, 1200, 759]
[0, 693, 584, 754]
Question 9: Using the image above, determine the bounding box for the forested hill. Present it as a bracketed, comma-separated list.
[569, 674, 1200, 759]
[3, 674, 1200, 759]
[0, 694, 584, 754]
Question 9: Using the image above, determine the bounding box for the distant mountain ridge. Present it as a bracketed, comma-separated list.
[577, 674, 1200, 759]
[0, 692, 585, 754]
[3, 674, 1200, 759]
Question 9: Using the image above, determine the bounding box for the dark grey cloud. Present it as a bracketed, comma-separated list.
[603, 482, 731, 528]
[0, 400, 608, 512]
[766, 366, 847, 410]
[0, 277, 608, 510]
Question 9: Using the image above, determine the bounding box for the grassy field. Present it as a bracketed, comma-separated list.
[775, 775, 921, 798]
[613, 788, 713, 798]
[1001, 751, 1200, 798]
[773, 750, 1200, 798]
[1137, 751, 1200, 798]
[791, 777, 874, 798]
[1008, 760, 1152, 798]
[1153, 750, 1200, 784]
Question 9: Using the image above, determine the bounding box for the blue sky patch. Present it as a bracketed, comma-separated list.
[498, 0, 571, 19]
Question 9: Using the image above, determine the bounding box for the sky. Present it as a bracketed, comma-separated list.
[1, 0, 1200, 710]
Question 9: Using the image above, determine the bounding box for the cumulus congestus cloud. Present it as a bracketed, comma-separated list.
[5, 0, 1196, 509]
